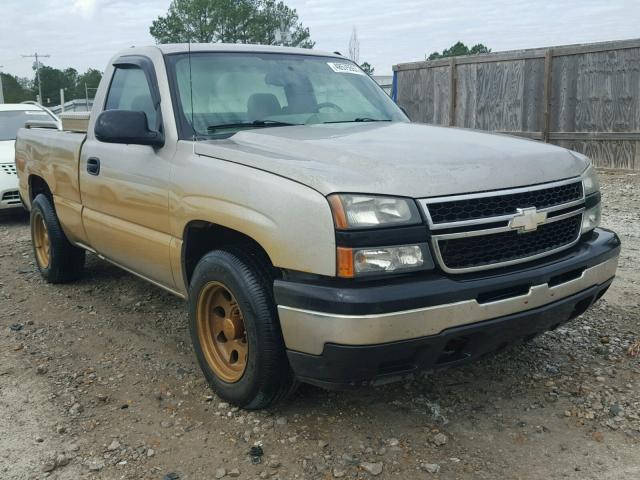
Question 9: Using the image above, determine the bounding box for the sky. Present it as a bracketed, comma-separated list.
[1, 0, 639, 80]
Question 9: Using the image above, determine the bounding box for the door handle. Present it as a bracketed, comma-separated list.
[87, 157, 100, 176]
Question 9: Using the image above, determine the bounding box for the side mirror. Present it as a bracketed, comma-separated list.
[95, 110, 164, 148]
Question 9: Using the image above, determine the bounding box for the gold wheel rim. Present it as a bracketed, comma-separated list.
[32, 211, 51, 269]
[196, 282, 248, 383]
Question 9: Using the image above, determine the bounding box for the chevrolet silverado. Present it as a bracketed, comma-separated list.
[15, 44, 620, 409]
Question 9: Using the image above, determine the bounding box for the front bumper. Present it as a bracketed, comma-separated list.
[0, 188, 22, 210]
[274, 228, 620, 387]
[0, 167, 22, 211]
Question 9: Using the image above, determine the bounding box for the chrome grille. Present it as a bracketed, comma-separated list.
[1, 163, 17, 175]
[419, 178, 585, 273]
[427, 182, 583, 224]
[439, 215, 581, 270]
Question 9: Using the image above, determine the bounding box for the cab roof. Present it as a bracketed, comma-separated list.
[119, 43, 345, 60]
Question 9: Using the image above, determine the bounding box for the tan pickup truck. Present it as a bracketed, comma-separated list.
[16, 44, 620, 409]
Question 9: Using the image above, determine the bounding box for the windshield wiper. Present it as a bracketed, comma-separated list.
[323, 118, 393, 124]
[207, 120, 301, 133]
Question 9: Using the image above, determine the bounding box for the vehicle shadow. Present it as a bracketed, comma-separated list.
[282, 339, 549, 413]
[0, 209, 29, 225]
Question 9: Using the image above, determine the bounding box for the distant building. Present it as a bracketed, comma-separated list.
[372, 75, 393, 95]
[50, 99, 93, 115]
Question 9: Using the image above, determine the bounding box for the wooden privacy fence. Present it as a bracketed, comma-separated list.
[393, 38, 640, 170]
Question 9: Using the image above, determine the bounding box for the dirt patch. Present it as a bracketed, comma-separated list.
[1, 171, 639, 480]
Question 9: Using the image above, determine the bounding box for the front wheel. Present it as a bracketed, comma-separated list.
[189, 249, 295, 409]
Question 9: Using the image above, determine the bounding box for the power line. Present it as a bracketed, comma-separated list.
[22, 52, 50, 104]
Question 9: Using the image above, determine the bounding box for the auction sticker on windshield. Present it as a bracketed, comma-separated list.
[327, 62, 365, 75]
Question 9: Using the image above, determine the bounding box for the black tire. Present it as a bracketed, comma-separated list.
[189, 248, 295, 409]
[30, 194, 85, 283]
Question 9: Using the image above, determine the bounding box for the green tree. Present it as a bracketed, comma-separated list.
[469, 43, 491, 55]
[33, 66, 78, 106]
[254, 0, 313, 48]
[427, 41, 491, 60]
[150, 0, 313, 47]
[0, 73, 34, 103]
[2, 65, 103, 106]
[8, 64, 103, 106]
[360, 62, 374, 75]
[73, 68, 103, 100]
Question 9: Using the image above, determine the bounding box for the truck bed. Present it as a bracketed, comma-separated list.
[16, 126, 87, 244]
[17, 127, 86, 205]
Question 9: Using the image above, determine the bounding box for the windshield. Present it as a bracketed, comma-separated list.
[166, 52, 407, 138]
[0, 110, 56, 141]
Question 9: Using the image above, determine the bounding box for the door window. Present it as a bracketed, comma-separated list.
[105, 66, 157, 129]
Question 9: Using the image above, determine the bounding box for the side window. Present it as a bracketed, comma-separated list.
[105, 66, 157, 129]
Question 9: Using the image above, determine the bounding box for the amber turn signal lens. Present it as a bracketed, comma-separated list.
[336, 247, 354, 278]
[327, 195, 348, 229]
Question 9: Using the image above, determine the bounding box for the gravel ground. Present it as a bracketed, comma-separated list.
[1, 170, 638, 480]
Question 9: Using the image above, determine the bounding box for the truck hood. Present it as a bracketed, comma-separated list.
[194, 122, 588, 198]
[0, 140, 15, 164]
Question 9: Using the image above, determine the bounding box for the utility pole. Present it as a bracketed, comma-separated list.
[0, 65, 4, 104]
[22, 52, 50, 105]
[274, 20, 291, 46]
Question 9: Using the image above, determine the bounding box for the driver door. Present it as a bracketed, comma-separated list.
[79, 57, 175, 290]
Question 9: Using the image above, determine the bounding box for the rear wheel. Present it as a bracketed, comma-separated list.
[32, 209, 51, 269]
[189, 249, 295, 409]
[30, 194, 85, 283]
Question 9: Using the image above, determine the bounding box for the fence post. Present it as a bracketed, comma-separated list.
[448, 57, 457, 126]
[542, 49, 554, 142]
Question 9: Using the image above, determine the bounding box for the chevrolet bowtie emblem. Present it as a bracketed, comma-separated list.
[509, 207, 547, 233]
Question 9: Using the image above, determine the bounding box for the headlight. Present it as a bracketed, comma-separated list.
[328, 194, 421, 229]
[582, 203, 601, 233]
[581, 163, 601, 234]
[337, 244, 433, 277]
[582, 164, 600, 196]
